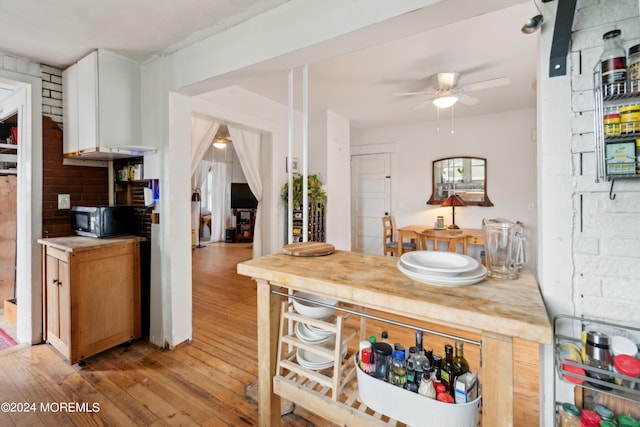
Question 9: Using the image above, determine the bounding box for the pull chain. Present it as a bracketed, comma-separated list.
[450, 105, 455, 134]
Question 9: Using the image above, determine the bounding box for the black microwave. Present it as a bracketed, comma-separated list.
[70, 205, 135, 238]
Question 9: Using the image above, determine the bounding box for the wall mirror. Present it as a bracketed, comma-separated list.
[427, 156, 493, 206]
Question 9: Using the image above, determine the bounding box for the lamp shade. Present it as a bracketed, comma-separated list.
[441, 194, 465, 229]
[432, 94, 459, 109]
[441, 194, 465, 207]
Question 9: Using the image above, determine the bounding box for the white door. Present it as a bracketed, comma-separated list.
[351, 153, 391, 254]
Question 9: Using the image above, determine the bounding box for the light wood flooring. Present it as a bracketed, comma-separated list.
[0, 242, 333, 426]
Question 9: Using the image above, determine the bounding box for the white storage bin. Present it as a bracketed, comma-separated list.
[355, 357, 481, 427]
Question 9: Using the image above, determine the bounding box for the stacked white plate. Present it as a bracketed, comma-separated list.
[397, 251, 487, 287]
[295, 322, 334, 345]
[296, 345, 347, 370]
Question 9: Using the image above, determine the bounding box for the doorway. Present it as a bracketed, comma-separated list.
[351, 152, 391, 255]
[0, 71, 43, 345]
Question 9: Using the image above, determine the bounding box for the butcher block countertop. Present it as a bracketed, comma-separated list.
[237, 249, 551, 344]
[37, 235, 145, 253]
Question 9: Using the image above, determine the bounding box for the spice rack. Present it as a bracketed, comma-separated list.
[553, 314, 640, 407]
[276, 301, 357, 401]
[593, 71, 640, 198]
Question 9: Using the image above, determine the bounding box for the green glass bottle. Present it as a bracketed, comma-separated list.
[453, 341, 470, 375]
[441, 343, 461, 396]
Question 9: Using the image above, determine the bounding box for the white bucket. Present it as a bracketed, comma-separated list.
[355, 357, 481, 427]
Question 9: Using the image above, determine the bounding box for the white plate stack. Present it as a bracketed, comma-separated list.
[397, 251, 487, 287]
[292, 292, 343, 370]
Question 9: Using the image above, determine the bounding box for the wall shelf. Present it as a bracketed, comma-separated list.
[553, 314, 640, 417]
[593, 71, 640, 200]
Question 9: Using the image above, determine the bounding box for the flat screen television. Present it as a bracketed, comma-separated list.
[231, 183, 258, 209]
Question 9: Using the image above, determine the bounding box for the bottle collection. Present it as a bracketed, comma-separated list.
[600, 29, 640, 97]
[598, 29, 640, 178]
[358, 330, 479, 405]
[559, 402, 640, 427]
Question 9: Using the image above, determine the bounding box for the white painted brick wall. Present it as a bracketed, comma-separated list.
[570, 0, 640, 324]
[0, 51, 63, 123]
[40, 64, 63, 123]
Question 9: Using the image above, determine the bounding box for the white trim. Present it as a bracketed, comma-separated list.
[0, 69, 43, 345]
[351, 142, 398, 155]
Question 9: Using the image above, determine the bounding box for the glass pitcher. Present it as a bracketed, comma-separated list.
[481, 218, 526, 279]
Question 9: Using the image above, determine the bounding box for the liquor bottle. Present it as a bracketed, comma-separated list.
[381, 331, 389, 343]
[441, 343, 461, 396]
[432, 354, 443, 381]
[405, 347, 417, 384]
[403, 347, 418, 392]
[413, 332, 430, 387]
[388, 350, 407, 387]
[453, 341, 470, 375]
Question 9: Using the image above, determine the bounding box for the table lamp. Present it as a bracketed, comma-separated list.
[441, 194, 465, 229]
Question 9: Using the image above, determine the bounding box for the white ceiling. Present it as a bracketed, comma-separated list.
[0, 0, 540, 130]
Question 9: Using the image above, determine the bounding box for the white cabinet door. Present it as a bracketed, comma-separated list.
[96, 50, 141, 149]
[62, 62, 79, 155]
[77, 51, 99, 153]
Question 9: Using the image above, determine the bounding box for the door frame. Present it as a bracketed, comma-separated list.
[0, 70, 43, 344]
[350, 143, 397, 253]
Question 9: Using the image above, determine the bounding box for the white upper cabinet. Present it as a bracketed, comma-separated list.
[63, 50, 152, 160]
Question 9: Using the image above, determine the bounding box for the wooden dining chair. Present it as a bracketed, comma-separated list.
[382, 215, 416, 256]
[414, 231, 432, 251]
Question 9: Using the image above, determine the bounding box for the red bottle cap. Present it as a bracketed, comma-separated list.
[361, 348, 372, 364]
[614, 354, 640, 377]
[561, 361, 586, 384]
[581, 408, 601, 426]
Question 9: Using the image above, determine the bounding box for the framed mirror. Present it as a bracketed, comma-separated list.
[427, 156, 493, 206]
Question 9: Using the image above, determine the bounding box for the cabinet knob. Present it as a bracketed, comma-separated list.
[52, 279, 58, 285]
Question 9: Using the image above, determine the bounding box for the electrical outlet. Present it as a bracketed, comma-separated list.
[58, 194, 71, 210]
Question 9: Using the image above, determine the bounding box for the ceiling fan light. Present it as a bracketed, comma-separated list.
[213, 141, 227, 149]
[433, 95, 458, 109]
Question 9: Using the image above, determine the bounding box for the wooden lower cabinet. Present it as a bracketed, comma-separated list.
[40, 236, 142, 364]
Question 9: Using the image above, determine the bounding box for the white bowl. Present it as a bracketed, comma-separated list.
[292, 292, 337, 319]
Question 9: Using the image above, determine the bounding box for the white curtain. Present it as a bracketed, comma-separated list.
[228, 125, 262, 258]
[191, 115, 220, 176]
[209, 162, 228, 242]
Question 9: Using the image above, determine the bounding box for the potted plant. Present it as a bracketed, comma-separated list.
[281, 173, 327, 209]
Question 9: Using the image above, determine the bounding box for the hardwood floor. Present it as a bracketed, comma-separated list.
[0, 242, 333, 426]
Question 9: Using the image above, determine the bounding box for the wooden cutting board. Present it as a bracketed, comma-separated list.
[282, 242, 335, 257]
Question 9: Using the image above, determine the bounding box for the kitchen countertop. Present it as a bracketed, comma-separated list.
[238, 249, 551, 344]
[37, 235, 145, 253]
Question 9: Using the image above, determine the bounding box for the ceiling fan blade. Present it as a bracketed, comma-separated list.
[413, 98, 434, 110]
[462, 77, 510, 92]
[393, 90, 432, 96]
[457, 93, 480, 106]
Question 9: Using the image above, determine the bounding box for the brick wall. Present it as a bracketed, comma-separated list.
[570, 0, 640, 323]
[42, 116, 109, 238]
[41, 65, 63, 123]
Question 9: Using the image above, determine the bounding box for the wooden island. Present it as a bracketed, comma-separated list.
[238, 250, 551, 426]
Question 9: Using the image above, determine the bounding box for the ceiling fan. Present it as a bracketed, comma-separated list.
[213, 125, 232, 149]
[395, 72, 510, 109]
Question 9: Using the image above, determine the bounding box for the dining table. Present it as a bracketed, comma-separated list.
[396, 225, 484, 255]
